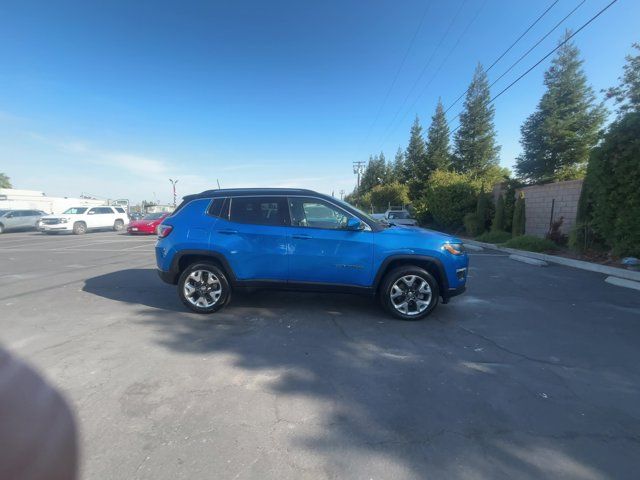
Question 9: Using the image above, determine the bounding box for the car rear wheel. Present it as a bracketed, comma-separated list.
[113, 219, 124, 231]
[72, 222, 87, 235]
[178, 262, 231, 314]
[0, 223, 4, 234]
[380, 266, 439, 320]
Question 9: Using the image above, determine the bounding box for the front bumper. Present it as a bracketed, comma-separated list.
[40, 224, 73, 232]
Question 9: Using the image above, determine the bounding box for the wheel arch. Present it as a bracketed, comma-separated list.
[374, 255, 448, 295]
[171, 250, 237, 285]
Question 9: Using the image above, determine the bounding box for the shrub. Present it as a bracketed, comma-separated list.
[491, 194, 506, 232]
[367, 182, 410, 212]
[421, 169, 481, 230]
[546, 216, 568, 246]
[503, 235, 558, 252]
[463, 212, 481, 237]
[512, 193, 526, 237]
[476, 230, 512, 244]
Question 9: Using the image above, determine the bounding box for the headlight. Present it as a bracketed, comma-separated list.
[443, 242, 465, 255]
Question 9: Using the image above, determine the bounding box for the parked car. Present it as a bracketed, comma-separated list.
[0, 209, 48, 233]
[39, 206, 129, 234]
[156, 188, 468, 320]
[127, 212, 169, 235]
[384, 208, 418, 226]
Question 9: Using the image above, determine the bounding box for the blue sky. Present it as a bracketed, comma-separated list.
[0, 0, 638, 204]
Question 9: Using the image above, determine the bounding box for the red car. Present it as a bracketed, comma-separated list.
[127, 212, 169, 235]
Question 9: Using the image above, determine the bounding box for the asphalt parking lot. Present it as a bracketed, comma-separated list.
[1, 230, 639, 480]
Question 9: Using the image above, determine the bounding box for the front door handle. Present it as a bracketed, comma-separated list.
[292, 234, 312, 240]
[218, 229, 238, 235]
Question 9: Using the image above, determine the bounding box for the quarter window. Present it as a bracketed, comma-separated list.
[207, 198, 229, 219]
[229, 197, 288, 226]
[289, 197, 349, 229]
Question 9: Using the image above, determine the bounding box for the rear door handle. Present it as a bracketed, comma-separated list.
[218, 229, 238, 235]
[292, 234, 312, 240]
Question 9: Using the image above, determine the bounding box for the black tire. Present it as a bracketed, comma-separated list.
[72, 222, 87, 235]
[178, 262, 231, 314]
[113, 219, 124, 231]
[379, 265, 439, 321]
[0, 223, 4, 234]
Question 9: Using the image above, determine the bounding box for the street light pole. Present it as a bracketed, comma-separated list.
[169, 179, 179, 207]
[353, 160, 366, 189]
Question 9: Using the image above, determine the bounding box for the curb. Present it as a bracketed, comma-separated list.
[605, 276, 640, 291]
[509, 254, 548, 267]
[463, 239, 640, 282]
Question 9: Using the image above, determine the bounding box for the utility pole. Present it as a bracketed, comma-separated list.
[339, 189, 345, 200]
[169, 179, 179, 207]
[352, 160, 366, 189]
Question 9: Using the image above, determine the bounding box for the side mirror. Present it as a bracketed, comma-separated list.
[346, 217, 364, 231]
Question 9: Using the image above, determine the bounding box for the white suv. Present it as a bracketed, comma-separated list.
[40, 206, 129, 234]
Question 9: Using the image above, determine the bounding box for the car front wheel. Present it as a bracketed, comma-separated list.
[380, 266, 439, 320]
[178, 262, 231, 314]
[72, 222, 87, 235]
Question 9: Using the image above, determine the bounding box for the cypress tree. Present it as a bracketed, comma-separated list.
[453, 63, 500, 176]
[491, 194, 506, 232]
[515, 32, 606, 182]
[425, 98, 451, 171]
[512, 194, 526, 237]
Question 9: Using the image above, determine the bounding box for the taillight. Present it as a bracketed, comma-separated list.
[157, 224, 173, 238]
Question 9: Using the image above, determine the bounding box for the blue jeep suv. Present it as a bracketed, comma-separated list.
[156, 188, 468, 320]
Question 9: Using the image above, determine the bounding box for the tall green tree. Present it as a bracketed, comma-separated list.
[0, 173, 11, 188]
[515, 32, 606, 182]
[359, 153, 390, 193]
[453, 63, 500, 176]
[576, 44, 640, 256]
[605, 42, 640, 115]
[391, 147, 405, 182]
[404, 116, 428, 199]
[425, 98, 451, 171]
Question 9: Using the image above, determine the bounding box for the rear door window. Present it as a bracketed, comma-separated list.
[229, 197, 289, 226]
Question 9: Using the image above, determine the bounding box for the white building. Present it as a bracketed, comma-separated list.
[0, 189, 106, 214]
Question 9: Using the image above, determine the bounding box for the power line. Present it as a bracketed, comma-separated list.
[487, 2, 585, 93]
[448, 0, 586, 128]
[376, 0, 469, 147]
[362, 1, 433, 144]
[449, 0, 619, 135]
[444, 0, 560, 115]
[378, 0, 486, 150]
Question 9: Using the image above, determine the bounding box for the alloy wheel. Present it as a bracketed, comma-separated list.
[389, 275, 432, 316]
[183, 269, 223, 308]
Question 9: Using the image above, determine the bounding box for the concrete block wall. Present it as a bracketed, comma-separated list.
[516, 179, 583, 238]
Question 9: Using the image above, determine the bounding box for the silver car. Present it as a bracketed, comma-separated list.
[0, 209, 48, 234]
[385, 209, 418, 226]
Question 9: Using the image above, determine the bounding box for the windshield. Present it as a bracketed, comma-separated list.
[0, 210, 8, 216]
[62, 207, 88, 214]
[142, 212, 165, 220]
